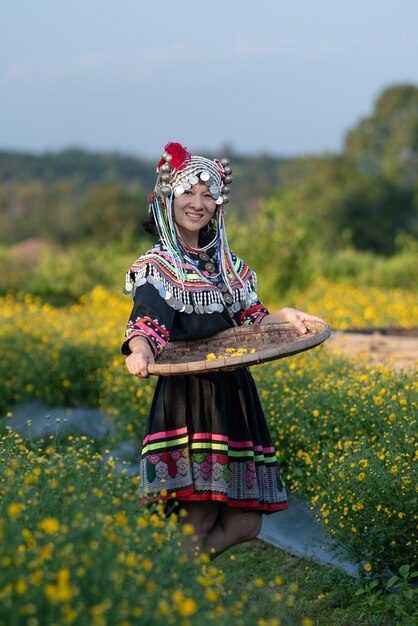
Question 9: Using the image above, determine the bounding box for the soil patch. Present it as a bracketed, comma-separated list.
[326, 329, 418, 371]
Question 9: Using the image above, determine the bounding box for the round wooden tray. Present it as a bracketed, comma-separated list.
[147, 321, 331, 376]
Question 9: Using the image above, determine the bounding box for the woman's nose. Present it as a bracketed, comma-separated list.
[189, 194, 204, 209]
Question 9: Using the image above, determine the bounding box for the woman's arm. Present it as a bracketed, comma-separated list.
[260, 307, 326, 334]
[125, 336, 155, 378]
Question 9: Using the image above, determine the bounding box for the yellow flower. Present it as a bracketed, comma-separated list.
[7, 503, 24, 518]
[44, 568, 74, 603]
[114, 512, 128, 526]
[39, 517, 60, 534]
[178, 598, 197, 617]
[364, 563, 372, 572]
[140, 559, 152, 571]
[181, 523, 195, 536]
[205, 589, 220, 602]
[15, 578, 28, 595]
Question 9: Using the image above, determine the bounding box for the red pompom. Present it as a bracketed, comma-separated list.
[157, 142, 191, 171]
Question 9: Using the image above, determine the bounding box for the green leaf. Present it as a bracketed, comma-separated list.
[386, 575, 399, 589]
[399, 564, 410, 578]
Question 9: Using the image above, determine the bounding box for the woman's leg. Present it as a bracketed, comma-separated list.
[180, 501, 262, 558]
[179, 500, 221, 552]
[205, 505, 262, 558]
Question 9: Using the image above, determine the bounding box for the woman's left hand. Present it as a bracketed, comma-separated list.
[260, 307, 327, 335]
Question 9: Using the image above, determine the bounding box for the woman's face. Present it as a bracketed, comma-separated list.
[173, 181, 217, 246]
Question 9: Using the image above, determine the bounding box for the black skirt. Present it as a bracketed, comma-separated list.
[139, 367, 288, 513]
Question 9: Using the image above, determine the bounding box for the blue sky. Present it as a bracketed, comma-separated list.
[1, 0, 418, 159]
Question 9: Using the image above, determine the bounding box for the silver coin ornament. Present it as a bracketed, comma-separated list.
[200, 171, 210, 181]
[174, 185, 185, 197]
[189, 175, 199, 185]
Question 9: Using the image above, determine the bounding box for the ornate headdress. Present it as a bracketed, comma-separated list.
[148, 142, 242, 291]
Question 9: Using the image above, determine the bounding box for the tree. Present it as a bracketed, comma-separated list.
[344, 84, 418, 187]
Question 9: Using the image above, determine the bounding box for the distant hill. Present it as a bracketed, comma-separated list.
[0, 148, 157, 190]
[0, 147, 289, 199]
[0, 148, 290, 245]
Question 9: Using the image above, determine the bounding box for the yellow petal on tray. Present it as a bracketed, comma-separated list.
[206, 353, 217, 361]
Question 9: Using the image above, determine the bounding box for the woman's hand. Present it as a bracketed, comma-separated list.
[261, 307, 327, 335]
[125, 336, 155, 378]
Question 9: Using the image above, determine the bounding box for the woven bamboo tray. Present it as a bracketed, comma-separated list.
[147, 321, 331, 376]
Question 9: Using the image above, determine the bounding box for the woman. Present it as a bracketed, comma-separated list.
[122, 142, 325, 558]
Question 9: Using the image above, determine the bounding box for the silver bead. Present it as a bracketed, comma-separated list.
[223, 166, 232, 175]
[160, 163, 171, 173]
[221, 185, 230, 194]
[160, 185, 172, 196]
[163, 152, 172, 163]
[224, 175, 233, 184]
[221, 158, 230, 166]
[161, 172, 171, 183]
[221, 195, 230, 204]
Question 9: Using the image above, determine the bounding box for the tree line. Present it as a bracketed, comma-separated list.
[0, 84, 417, 258]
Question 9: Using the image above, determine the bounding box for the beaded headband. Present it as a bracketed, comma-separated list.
[148, 141, 242, 291]
[155, 143, 233, 205]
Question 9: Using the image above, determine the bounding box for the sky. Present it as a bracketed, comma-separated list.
[1, 0, 418, 160]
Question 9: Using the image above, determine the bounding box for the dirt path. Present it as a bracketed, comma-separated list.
[325, 331, 418, 371]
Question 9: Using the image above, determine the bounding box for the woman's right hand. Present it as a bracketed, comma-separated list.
[125, 337, 155, 378]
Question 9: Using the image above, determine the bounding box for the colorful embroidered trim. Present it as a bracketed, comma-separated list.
[125, 316, 169, 356]
[124, 244, 260, 315]
[240, 303, 269, 325]
[138, 427, 288, 512]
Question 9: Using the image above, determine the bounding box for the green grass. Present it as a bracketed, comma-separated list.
[218, 540, 409, 626]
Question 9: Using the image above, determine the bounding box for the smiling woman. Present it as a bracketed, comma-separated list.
[173, 183, 217, 248]
[121, 141, 325, 559]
